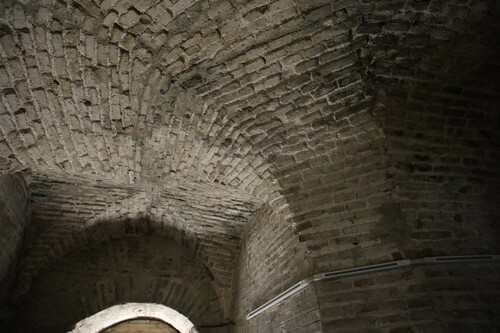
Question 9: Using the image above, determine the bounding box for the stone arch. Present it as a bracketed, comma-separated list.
[11, 174, 263, 310]
[5, 234, 227, 332]
[13, 214, 231, 319]
[70, 303, 196, 333]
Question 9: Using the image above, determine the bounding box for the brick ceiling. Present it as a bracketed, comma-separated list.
[0, 0, 499, 331]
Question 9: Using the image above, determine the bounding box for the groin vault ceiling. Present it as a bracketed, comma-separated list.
[0, 0, 499, 331]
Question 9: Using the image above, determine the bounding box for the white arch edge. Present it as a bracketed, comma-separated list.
[69, 303, 197, 333]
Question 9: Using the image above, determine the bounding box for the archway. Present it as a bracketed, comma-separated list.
[102, 318, 178, 333]
[4, 235, 227, 332]
[70, 303, 196, 333]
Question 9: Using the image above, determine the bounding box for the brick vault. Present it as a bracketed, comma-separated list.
[0, 0, 499, 332]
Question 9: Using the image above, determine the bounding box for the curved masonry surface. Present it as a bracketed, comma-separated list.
[0, 0, 499, 332]
[70, 303, 196, 333]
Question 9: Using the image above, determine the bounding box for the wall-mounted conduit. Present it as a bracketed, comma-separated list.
[245, 254, 500, 320]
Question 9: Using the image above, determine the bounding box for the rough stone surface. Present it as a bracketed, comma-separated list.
[0, 0, 498, 331]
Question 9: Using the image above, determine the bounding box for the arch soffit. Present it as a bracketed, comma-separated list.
[70, 303, 197, 333]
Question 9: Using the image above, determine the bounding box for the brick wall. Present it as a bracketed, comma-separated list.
[0, 173, 29, 317]
[363, 0, 500, 257]
[233, 2, 500, 330]
[316, 262, 500, 332]
[238, 284, 321, 333]
[234, 204, 315, 331]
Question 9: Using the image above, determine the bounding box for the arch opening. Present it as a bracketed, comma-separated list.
[70, 303, 196, 333]
[102, 318, 179, 333]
